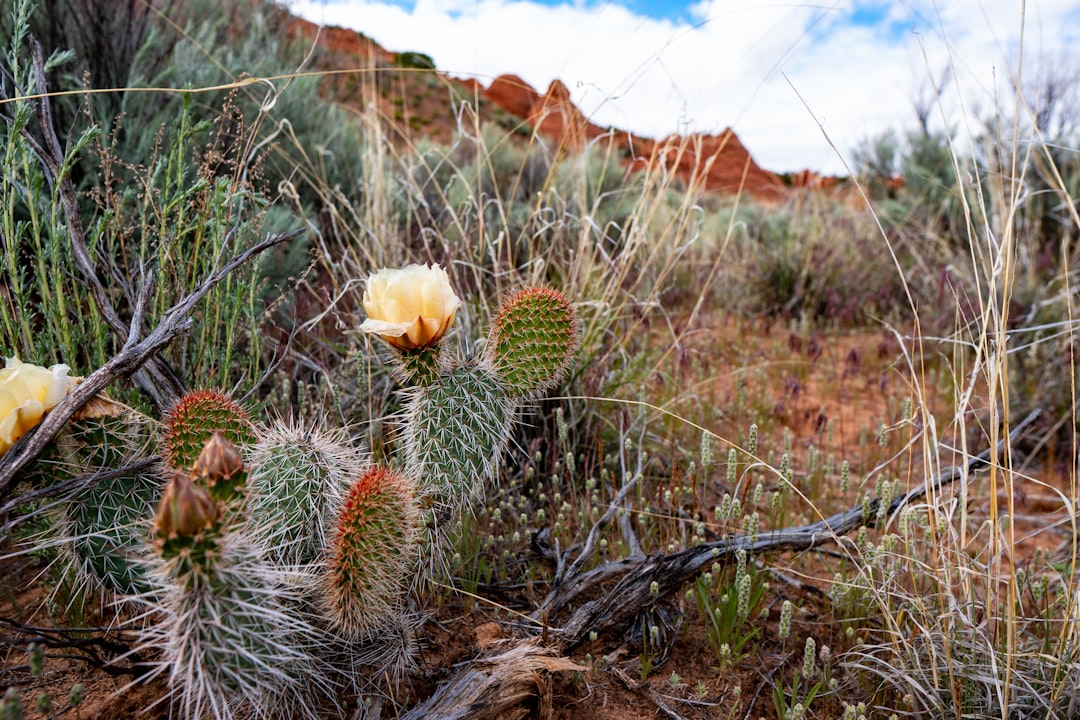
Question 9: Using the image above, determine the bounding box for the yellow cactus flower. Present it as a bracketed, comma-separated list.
[0, 356, 70, 456]
[359, 263, 461, 350]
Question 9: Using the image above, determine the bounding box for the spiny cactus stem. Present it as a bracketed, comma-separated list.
[158, 527, 222, 567]
[395, 345, 443, 386]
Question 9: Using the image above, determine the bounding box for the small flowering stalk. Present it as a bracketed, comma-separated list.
[359, 263, 461, 386]
[154, 469, 220, 562]
[153, 433, 247, 567]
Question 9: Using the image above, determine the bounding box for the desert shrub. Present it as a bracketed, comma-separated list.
[0, 0, 314, 404]
[717, 195, 920, 324]
[395, 51, 435, 70]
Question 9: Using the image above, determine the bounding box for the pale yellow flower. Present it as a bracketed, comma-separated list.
[359, 263, 461, 350]
[0, 356, 70, 455]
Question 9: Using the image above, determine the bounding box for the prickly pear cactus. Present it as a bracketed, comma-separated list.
[162, 390, 255, 473]
[149, 529, 332, 720]
[147, 435, 336, 720]
[58, 413, 161, 598]
[484, 287, 580, 397]
[402, 361, 515, 510]
[323, 465, 418, 640]
[246, 420, 366, 568]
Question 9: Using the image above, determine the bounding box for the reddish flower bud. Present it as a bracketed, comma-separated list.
[155, 471, 218, 541]
[193, 430, 245, 483]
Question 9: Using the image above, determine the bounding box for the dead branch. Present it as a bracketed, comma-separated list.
[545, 409, 1041, 650]
[24, 36, 184, 411]
[0, 227, 304, 505]
[0, 618, 148, 676]
[400, 641, 583, 720]
[411, 413, 1040, 719]
[608, 665, 690, 720]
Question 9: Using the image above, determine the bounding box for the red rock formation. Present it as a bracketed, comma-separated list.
[787, 169, 839, 191]
[642, 130, 785, 202]
[484, 74, 539, 118]
[482, 75, 783, 199]
[275, 11, 831, 202]
[281, 15, 396, 64]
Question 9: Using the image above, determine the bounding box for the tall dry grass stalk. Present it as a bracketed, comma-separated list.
[835, 16, 1080, 717]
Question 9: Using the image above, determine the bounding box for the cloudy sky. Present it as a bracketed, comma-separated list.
[286, 0, 1080, 174]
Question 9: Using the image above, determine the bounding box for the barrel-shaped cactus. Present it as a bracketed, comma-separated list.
[323, 466, 418, 639]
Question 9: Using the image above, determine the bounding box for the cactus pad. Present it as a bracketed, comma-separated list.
[402, 362, 514, 508]
[59, 414, 160, 598]
[247, 420, 366, 568]
[484, 287, 580, 397]
[161, 390, 254, 473]
[148, 532, 331, 720]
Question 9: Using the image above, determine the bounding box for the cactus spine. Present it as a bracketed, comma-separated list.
[57, 412, 161, 599]
[403, 362, 514, 510]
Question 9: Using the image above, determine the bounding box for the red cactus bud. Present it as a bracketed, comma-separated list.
[155, 470, 218, 541]
[194, 430, 245, 482]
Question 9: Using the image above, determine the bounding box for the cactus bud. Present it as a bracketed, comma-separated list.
[194, 431, 245, 487]
[155, 471, 218, 542]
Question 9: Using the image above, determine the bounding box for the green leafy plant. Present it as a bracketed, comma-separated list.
[694, 550, 767, 665]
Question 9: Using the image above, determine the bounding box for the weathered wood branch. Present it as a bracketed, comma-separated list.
[400, 641, 583, 720]
[0, 228, 304, 505]
[412, 412, 1040, 719]
[0, 617, 146, 675]
[25, 37, 185, 411]
[546, 409, 1041, 651]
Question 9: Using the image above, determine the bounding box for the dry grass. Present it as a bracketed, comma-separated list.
[1, 1, 1078, 718]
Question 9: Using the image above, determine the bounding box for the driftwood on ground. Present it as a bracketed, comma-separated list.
[400, 641, 583, 720]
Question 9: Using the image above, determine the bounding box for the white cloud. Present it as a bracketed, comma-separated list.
[286, 0, 1080, 174]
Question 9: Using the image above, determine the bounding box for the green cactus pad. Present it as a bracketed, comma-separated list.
[161, 389, 255, 474]
[484, 287, 580, 397]
[61, 414, 160, 598]
[403, 362, 515, 508]
[246, 420, 367, 568]
[324, 466, 418, 639]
